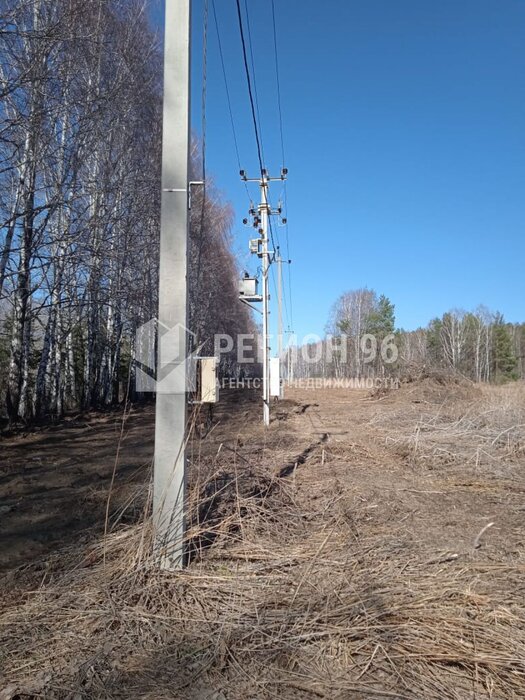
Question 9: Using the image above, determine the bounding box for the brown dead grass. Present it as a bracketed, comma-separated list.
[1, 382, 525, 699]
[373, 379, 525, 469]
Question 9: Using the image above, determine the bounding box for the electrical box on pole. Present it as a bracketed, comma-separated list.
[249, 238, 262, 255]
[270, 357, 281, 398]
[195, 357, 219, 404]
[239, 275, 261, 300]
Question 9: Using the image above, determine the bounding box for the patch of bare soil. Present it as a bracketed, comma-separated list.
[1, 382, 525, 699]
[0, 404, 156, 573]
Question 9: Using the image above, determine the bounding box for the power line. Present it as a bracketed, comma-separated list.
[235, 0, 294, 345]
[211, 0, 242, 173]
[212, 0, 251, 202]
[235, 0, 264, 175]
[270, 0, 293, 330]
[243, 0, 266, 166]
[271, 0, 285, 167]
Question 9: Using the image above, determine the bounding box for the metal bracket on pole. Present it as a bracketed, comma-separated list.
[163, 180, 204, 210]
[239, 297, 263, 314]
[189, 181, 204, 209]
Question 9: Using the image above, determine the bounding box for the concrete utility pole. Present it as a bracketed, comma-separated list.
[275, 249, 292, 397]
[287, 330, 295, 384]
[153, 0, 191, 570]
[276, 250, 283, 398]
[276, 251, 283, 361]
[242, 168, 287, 426]
[260, 177, 271, 425]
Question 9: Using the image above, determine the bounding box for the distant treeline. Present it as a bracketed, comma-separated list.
[0, 0, 253, 424]
[290, 289, 524, 383]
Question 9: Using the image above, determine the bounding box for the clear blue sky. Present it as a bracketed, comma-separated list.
[151, 0, 525, 340]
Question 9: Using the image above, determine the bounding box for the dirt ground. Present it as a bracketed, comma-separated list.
[0, 405, 155, 572]
[1, 380, 524, 698]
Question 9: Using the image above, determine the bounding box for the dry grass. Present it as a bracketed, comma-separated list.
[1, 382, 525, 699]
[373, 379, 525, 470]
[2, 497, 525, 698]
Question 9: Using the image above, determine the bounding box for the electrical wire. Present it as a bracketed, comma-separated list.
[233, 0, 294, 335]
[211, 0, 243, 176]
[243, 0, 266, 166]
[235, 0, 264, 175]
[271, 0, 285, 167]
[270, 0, 293, 330]
[212, 0, 251, 203]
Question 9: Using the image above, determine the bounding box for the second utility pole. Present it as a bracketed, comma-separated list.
[275, 248, 291, 398]
[276, 249, 283, 399]
[259, 175, 271, 426]
[241, 167, 287, 426]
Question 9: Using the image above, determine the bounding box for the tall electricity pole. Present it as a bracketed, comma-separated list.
[153, 0, 191, 570]
[260, 177, 271, 425]
[276, 250, 283, 398]
[276, 250, 283, 363]
[275, 248, 292, 397]
[286, 330, 295, 384]
[242, 168, 287, 425]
